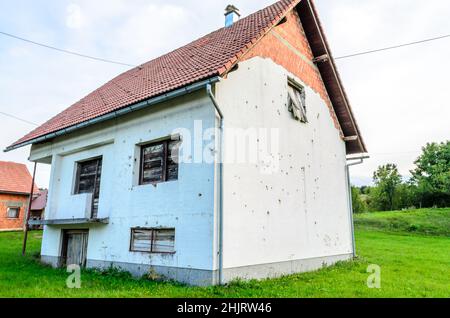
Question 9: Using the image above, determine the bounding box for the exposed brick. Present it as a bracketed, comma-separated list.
[0, 193, 28, 231]
[240, 9, 343, 134]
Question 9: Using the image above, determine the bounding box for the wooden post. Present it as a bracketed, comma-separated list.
[22, 161, 37, 256]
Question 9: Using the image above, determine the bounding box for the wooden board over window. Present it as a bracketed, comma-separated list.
[74, 157, 102, 218]
[130, 228, 175, 254]
[288, 82, 308, 123]
[140, 139, 179, 185]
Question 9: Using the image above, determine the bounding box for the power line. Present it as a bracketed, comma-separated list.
[0, 29, 449, 127]
[1, 29, 449, 66]
[0, 30, 136, 67]
[335, 34, 450, 60]
[0, 111, 39, 126]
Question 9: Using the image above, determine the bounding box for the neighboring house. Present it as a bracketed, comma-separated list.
[0, 161, 38, 231]
[30, 189, 48, 229]
[5, 0, 367, 285]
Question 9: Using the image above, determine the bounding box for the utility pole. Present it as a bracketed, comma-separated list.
[22, 161, 37, 256]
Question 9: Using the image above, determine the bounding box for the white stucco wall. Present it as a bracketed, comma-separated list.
[32, 91, 218, 271]
[30, 56, 353, 284]
[215, 57, 353, 270]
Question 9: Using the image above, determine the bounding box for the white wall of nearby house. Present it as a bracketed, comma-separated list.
[31, 91, 218, 275]
[215, 57, 353, 280]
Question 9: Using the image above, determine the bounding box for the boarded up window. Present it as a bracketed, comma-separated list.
[7, 207, 20, 218]
[130, 228, 175, 253]
[288, 83, 308, 123]
[140, 139, 180, 185]
[74, 157, 102, 218]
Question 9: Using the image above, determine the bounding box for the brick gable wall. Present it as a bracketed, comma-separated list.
[240, 9, 343, 136]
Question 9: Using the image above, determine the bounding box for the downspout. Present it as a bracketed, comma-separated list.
[206, 83, 224, 285]
[346, 156, 369, 258]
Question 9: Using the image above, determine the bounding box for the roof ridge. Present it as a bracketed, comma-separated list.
[219, 0, 300, 75]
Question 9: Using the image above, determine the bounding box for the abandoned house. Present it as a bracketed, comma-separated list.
[5, 0, 367, 285]
[0, 161, 38, 231]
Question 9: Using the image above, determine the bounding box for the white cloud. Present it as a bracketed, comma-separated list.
[115, 4, 191, 61]
[66, 4, 85, 29]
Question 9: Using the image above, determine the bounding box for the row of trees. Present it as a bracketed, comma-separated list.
[352, 141, 450, 213]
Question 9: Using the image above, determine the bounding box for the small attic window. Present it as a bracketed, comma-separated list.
[288, 80, 308, 123]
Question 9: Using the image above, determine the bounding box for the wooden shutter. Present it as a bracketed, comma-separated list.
[141, 143, 165, 184]
[152, 229, 175, 253]
[167, 140, 179, 181]
[288, 84, 308, 123]
[130, 228, 175, 253]
[140, 139, 180, 184]
[130, 229, 153, 252]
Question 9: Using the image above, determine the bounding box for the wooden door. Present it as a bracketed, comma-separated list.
[63, 230, 89, 267]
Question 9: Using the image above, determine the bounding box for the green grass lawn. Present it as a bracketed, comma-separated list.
[354, 208, 450, 236]
[0, 208, 449, 298]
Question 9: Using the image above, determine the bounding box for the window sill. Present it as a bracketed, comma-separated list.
[134, 180, 179, 188]
[130, 250, 176, 255]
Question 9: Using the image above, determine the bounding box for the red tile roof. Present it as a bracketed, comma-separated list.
[0, 161, 38, 195]
[10, 0, 298, 149]
[31, 189, 48, 210]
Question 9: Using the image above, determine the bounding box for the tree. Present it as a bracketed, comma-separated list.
[372, 164, 402, 211]
[411, 141, 450, 207]
[393, 182, 418, 210]
[351, 186, 367, 213]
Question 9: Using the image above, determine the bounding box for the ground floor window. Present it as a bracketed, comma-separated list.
[7, 207, 20, 219]
[130, 228, 175, 254]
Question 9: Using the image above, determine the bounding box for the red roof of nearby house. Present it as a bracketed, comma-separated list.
[31, 189, 48, 210]
[0, 161, 38, 195]
[7, 0, 366, 154]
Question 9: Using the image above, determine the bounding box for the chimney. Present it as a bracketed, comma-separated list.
[224, 5, 240, 27]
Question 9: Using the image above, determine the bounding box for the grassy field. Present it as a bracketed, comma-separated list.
[354, 208, 450, 236]
[0, 208, 448, 298]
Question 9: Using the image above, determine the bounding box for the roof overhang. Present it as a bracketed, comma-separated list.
[297, 0, 368, 155]
[4, 76, 221, 152]
[0, 190, 31, 196]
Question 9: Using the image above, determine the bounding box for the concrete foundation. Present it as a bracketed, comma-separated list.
[41, 253, 352, 286]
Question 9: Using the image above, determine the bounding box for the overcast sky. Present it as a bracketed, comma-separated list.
[0, 0, 449, 188]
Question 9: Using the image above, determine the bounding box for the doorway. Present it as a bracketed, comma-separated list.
[61, 230, 89, 267]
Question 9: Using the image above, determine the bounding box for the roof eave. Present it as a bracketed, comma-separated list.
[0, 190, 33, 196]
[4, 76, 221, 153]
[297, 0, 368, 155]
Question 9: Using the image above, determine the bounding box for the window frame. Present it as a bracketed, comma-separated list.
[139, 138, 179, 186]
[129, 227, 176, 254]
[74, 156, 103, 195]
[287, 79, 308, 123]
[6, 207, 20, 219]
